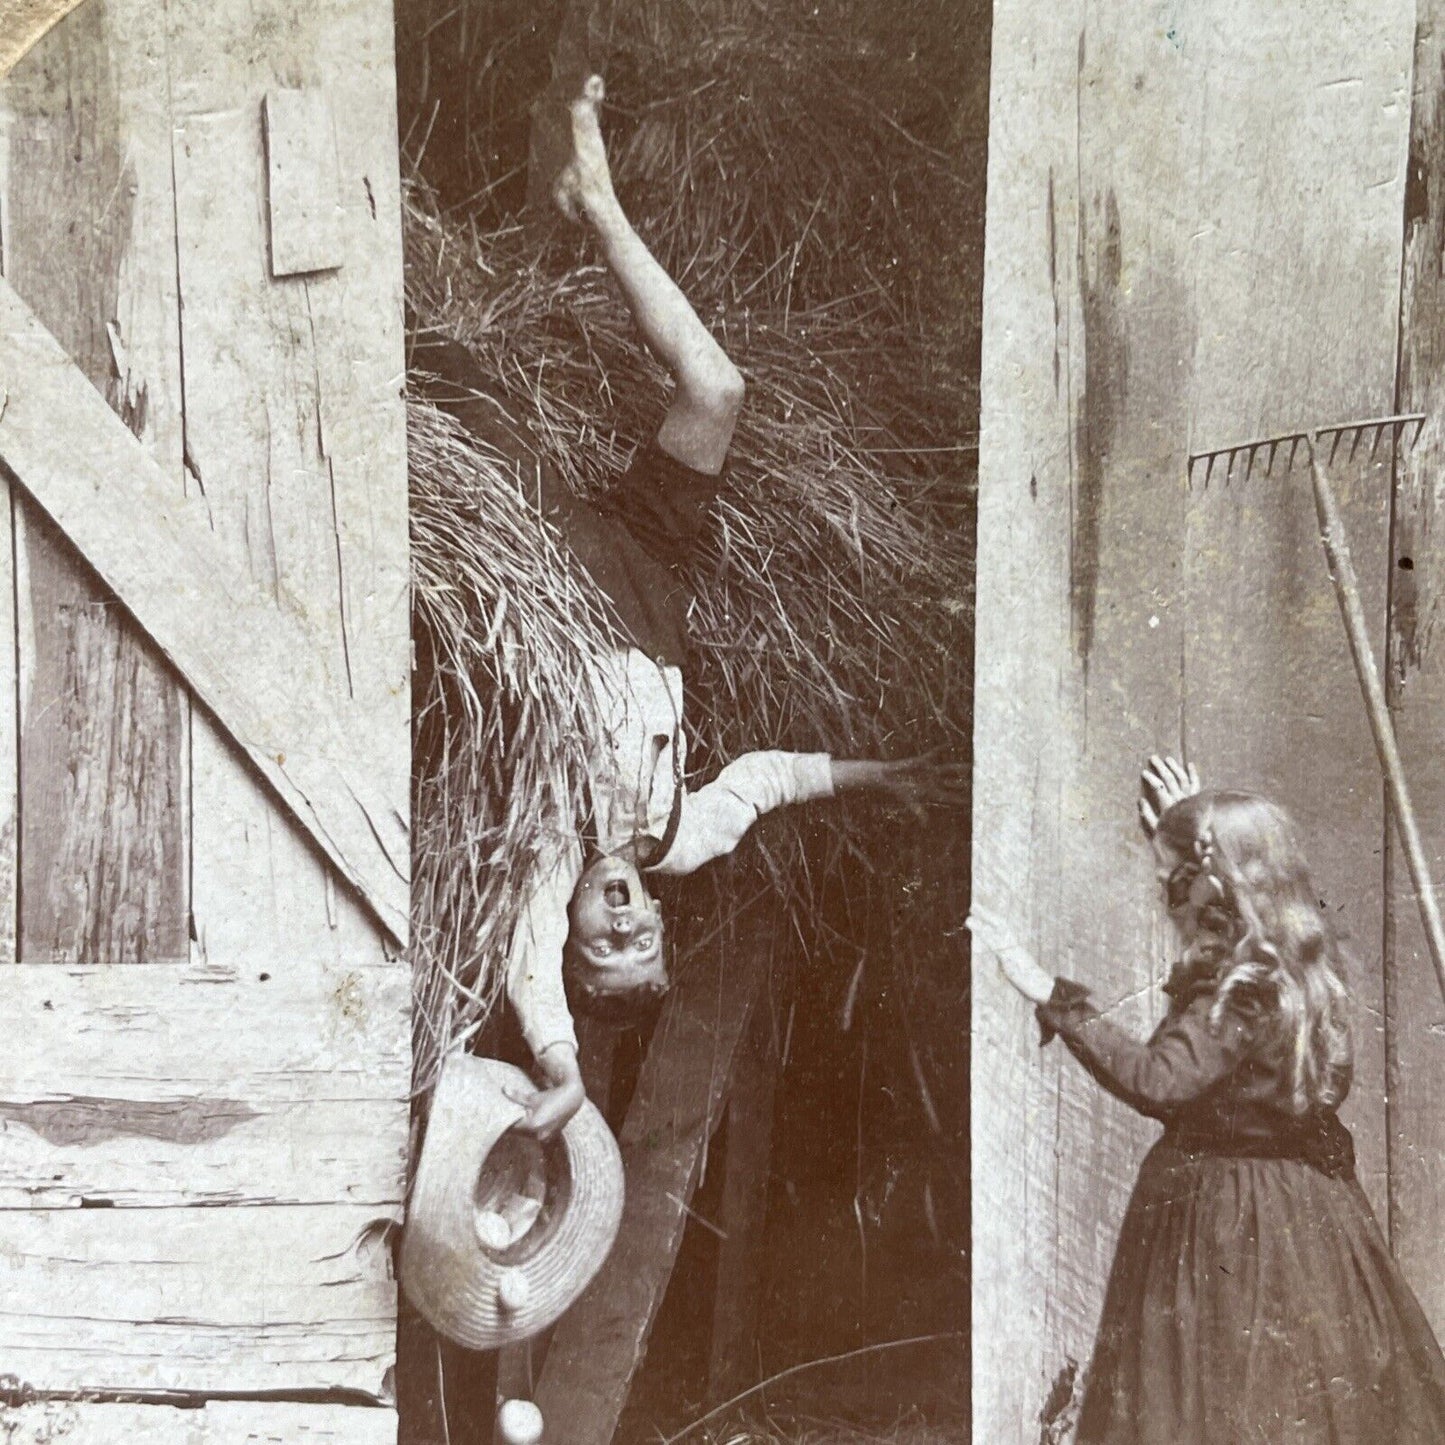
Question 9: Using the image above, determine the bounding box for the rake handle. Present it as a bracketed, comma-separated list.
[1308, 437, 1445, 1011]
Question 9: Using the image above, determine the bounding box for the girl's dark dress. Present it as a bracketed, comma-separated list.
[1039, 958, 1445, 1444]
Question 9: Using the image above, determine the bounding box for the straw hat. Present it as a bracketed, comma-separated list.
[400, 1052, 625, 1350]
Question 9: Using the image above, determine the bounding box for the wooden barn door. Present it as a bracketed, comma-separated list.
[0, 1, 411, 1440]
[974, 2, 1416, 1439]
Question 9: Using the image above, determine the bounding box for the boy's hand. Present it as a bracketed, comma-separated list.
[508, 1043, 585, 1141]
[833, 752, 968, 820]
[1138, 754, 1201, 838]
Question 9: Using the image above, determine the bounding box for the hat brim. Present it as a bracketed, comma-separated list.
[400, 1054, 624, 1350]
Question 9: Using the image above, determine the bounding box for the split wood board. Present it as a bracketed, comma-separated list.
[974, 3, 1413, 1439]
[0, 959, 409, 1207]
[0, 1203, 400, 1396]
[0, 1400, 397, 1445]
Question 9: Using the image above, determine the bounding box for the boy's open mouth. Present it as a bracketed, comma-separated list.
[604, 880, 629, 908]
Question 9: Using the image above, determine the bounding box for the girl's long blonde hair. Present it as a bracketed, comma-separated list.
[1156, 790, 1353, 1114]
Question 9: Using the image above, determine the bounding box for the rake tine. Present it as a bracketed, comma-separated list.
[1414, 415, 1427, 448]
[1245, 443, 1259, 483]
[1288, 435, 1301, 472]
[1349, 425, 1364, 462]
[1265, 439, 1279, 476]
[1204, 453, 1216, 487]
[1329, 428, 1344, 464]
[1370, 423, 1385, 461]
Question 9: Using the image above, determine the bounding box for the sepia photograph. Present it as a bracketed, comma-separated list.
[2, 0, 1444, 1442]
[0, 0, 978, 1442]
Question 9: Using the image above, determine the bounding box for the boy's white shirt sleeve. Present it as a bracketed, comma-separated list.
[651, 750, 834, 877]
[506, 835, 585, 1058]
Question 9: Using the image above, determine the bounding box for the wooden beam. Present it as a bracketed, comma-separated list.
[0, 1203, 400, 1396]
[706, 988, 778, 1402]
[533, 890, 773, 1443]
[0, 277, 408, 945]
[1384, 0, 1445, 1336]
[0, 1400, 397, 1444]
[0, 959, 409, 1207]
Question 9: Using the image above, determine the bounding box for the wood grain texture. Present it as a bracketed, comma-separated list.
[1, 0, 189, 964]
[534, 892, 772, 1443]
[0, 276, 408, 944]
[0, 959, 409, 1207]
[1386, 1, 1445, 1336]
[0, 0, 412, 1408]
[0, 1400, 397, 1444]
[167, 0, 410, 855]
[0, 1204, 399, 1395]
[706, 989, 778, 1402]
[263, 89, 345, 277]
[975, 4, 1413, 1439]
[1176, 10, 1408, 1221]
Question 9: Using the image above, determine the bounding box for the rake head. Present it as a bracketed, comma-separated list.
[1187, 412, 1425, 487]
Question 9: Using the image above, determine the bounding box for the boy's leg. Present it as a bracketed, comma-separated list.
[554, 78, 743, 477]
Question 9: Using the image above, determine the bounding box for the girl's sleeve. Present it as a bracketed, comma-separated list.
[1036, 979, 1257, 1119]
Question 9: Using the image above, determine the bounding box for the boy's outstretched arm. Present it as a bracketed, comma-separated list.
[653, 751, 967, 878]
[555, 78, 744, 475]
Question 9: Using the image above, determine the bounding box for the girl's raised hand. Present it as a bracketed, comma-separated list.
[966, 905, 1055, 1004]
[1138, 754, 1201, 838]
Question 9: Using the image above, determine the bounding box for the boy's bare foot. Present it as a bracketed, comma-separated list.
[553, 75, 617, 224]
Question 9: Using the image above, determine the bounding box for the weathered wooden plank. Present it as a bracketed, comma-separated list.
[1385, 1, 1445, 1336]
[534, 891, 772, 1443]
[0, 1204, 399, 1396]
[263, 89, 345, 277]
[0, 1400, 397, 1444]
[0, 276, 408, 945]
[973, 12, 1192, 1440]
[1177, 8, 1408, 1223]
[974, 4, 1413, 1440]
[2, 0, 189, 964]
[0, 1097, 406, 1209]
[0, 960, 409, 1101]
[0, 958, 408, 1206]
[166, 0, 410, 901]
[707, 987, 778, 1402]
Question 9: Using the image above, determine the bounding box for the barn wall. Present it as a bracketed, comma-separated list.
[1388, 0, 1445, 1334]
[0, 0, 410, 1432]
[974, 3, 1414, 1438]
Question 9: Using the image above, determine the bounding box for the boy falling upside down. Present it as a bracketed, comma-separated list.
[412, 78, 963, 1138]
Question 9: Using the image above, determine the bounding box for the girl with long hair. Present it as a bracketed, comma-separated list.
[971, 757, 1445, 1443]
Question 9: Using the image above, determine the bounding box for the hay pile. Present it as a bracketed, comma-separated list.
[403, 0, 976, 1100]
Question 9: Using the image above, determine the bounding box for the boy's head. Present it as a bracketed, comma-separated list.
[563, 853, 670, 1024]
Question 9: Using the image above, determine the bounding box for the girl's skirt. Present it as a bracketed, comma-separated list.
[1077, 1138, 1445, 1444]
